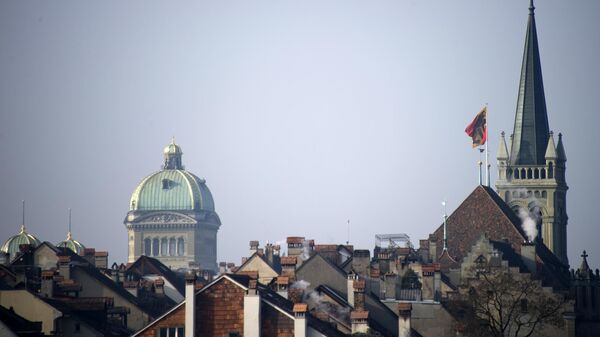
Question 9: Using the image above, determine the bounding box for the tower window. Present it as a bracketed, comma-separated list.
[541, 169, 546, 179]
[548, 162, 554, 178]
[152, 238, 159, 256]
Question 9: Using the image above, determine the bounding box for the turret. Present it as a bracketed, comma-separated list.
[497, 131, 509, 180]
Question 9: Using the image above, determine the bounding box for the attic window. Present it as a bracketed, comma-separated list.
[162, 179, 172, 190]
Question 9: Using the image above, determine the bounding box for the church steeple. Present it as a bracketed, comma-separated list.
[496, 1, 568, 266]
[510, 0, 550, 165]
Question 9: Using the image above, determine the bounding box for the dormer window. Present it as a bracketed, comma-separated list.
[162, 179, 172, 189]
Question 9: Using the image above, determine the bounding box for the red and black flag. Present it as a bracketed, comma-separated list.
[465, 106, 487, 147]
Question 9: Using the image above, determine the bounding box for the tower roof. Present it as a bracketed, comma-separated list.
[510, 0, 550, 165]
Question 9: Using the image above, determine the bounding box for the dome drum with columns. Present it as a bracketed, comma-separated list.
[124, 140, 221, 271]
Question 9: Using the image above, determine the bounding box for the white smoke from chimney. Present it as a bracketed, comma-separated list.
[517, 208, 538, 242]
[299, 240, 311, 261]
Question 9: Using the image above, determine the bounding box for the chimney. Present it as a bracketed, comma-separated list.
[384, 273, 397, 300]
[58, 255, 71, 281]
[521, 242, 537, 274]
[155, 278, 165, 296]
[351, 250, 371, 277]
[219, 262, 227, 274]
[273, 245, 281, 256]
[83, 248, 96, 266]
[40, 270, 55, 298]
[249, 240, 259, 257]
[428, 234, 437, 263]
[421, 265, 435, 300]
[244, 280, 261, 337]
[276, 276, 289, 299]
[353, 279, 366, 310]
[281, 256, 297, 278]
[350, 311, 369, 334]
[293, 303, 307, 337]
[265, 243, 274, 264]
[185, 272, 196, 337]
[287, 237, 305, 257]
[94, 251, 108, 269]
[347, 273, 357, 307]
[398, 303, 412, 337]
[419, 239, 430, 262]
[434, 263, 441, 302]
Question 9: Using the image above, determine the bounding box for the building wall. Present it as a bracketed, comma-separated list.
[261, 303, 294, 337]
[0, 290, 62, 335]
[196, 277, 245, 336]
[136, 305, 185, 337]
[72, 267, 150, 331]
[238, 256, 278, 285]
[60, 317, 105, 337]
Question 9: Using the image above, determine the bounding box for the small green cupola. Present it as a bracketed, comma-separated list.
[56, 209, 86, 255]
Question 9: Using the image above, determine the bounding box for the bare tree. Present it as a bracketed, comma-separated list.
[448, 266, 567, 337]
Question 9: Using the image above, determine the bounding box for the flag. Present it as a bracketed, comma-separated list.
[465, 106, 487, 148]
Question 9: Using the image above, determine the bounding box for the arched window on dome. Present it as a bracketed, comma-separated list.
[169, 238, 176, 256]
[161, 238, 168, 256]
[177, 238, 184, 256]
[144, 238, 151, 256]
[152, 238, 159, 256]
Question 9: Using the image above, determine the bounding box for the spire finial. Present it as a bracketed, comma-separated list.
[20, 200, 25, 233]
[171, 136, 176, 144]
[529, 0, 535, 15]
[68, 208, 72, 239]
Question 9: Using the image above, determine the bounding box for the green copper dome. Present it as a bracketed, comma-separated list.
[57, 232, 86, 255]
[1, 225, 41, 256]
[129, 141, 215, 212]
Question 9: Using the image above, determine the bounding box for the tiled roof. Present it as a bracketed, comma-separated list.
[431, 186, 526, 264]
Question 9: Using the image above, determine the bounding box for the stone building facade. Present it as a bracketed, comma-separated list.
[124, 140, 221, 271]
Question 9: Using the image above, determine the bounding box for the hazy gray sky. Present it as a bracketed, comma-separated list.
[1, 1, 599, 268]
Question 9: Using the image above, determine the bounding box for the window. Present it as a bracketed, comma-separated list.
[169, 238, 176, 256]
[177, 238, 185, 256]
[144, 238, 151, 256]
[161, 238, 168, 256]
[162, 179, 172, 189]
[158, 327, 184, 337]
[228, 333, 240, 337]
[152, 238, 159, 256]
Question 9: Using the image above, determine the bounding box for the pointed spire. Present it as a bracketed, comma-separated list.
[510, 0, 550, 165]
[544, 131, 557, 160]
[556, 132, 567, 162]
[497, 131, 509, 160]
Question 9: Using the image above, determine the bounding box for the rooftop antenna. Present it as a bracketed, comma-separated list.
[346, 219, 350, 245]
[442, 201, 448, 251]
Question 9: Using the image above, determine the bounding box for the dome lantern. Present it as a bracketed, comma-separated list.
[163, 137, 183, 170]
